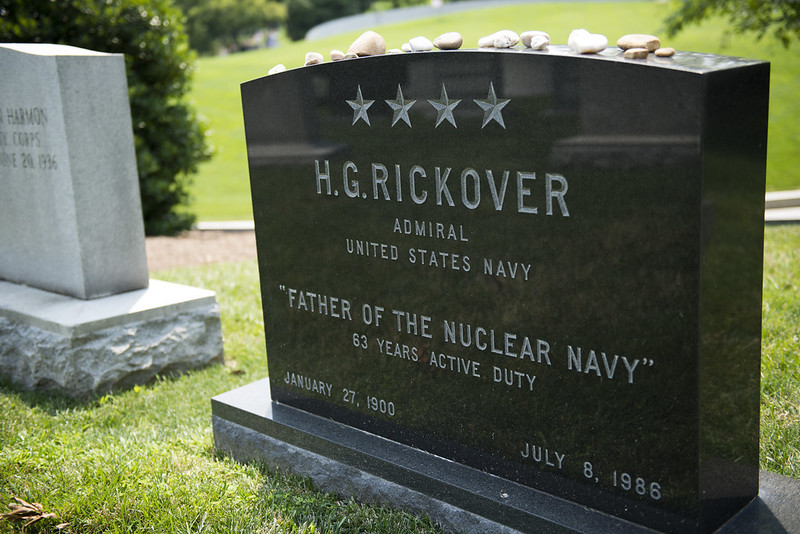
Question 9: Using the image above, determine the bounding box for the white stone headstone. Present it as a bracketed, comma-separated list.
[0, 43, 148, 299]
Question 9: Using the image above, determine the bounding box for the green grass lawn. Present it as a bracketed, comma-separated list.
[1, 225, 798, 532]
[188, 1, 800, 221]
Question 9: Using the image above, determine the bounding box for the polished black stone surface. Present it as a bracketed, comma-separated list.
[240, 47, 770, 533]
[212, 380, 800, 534]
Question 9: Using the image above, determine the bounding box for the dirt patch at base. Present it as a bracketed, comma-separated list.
[145, 230, 257, 272]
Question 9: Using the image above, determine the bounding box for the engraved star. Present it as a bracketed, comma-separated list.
[347, 85, 374, 126]
[385, 85, 416, 128]
[428, 84, 461, 128]
[474, 82, 510, 129]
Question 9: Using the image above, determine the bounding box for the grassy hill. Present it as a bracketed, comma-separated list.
[189, 1, 799, 220]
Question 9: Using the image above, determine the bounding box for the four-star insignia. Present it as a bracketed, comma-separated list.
[385, 85, 416, 128]
[347, 85, 374, 126]
[474, 82, 510, 129]
[347, 83, 510, 129]
[428, 84, 461, 128]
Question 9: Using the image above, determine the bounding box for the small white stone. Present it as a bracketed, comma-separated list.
[521, 31, 550, 50]
[433, 32, 463, 50]
[387, 48, 405, 54]
[344, 52, 358, 59]
[655, 47, 676, 57]
[496, 29, 520, 46]
[493, 34, 514, 48]
[401, 42, 412, 53]
[347, 30, 386, 56]
[568, 29, 608, 54]
[478, 35, 495, 48]
[409, 35, 434, 51]
[304, 52, 323, 65]
[330, 49, 345, 61]
[529, 34, 550, 50]
[268, 64, 286, 75]
[478, 29, 520, 49]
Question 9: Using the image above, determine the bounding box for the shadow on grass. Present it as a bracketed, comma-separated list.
[0, 368, 208, 415]
[243, 460, 446, 534]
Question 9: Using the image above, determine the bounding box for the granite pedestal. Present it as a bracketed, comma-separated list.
[0, 279, 223, 396]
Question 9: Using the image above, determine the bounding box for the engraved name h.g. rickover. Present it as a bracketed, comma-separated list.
[315, 159, 570, 216]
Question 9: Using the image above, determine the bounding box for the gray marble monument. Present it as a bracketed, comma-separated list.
[0, 43, 148, 299]
[0, 44, 223, 396]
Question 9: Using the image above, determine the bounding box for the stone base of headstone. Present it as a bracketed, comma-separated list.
[213, 380, 800, 534]
[0, 279, 223, 397]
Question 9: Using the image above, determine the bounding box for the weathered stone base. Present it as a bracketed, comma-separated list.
[0, 279, 223, 397]
[213, 380, 800, 534]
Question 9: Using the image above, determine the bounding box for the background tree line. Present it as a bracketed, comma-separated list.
[178, 0, 800, 54]
[172, 0, 431, 54]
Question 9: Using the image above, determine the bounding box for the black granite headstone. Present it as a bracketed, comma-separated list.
[218, 47, 771, 533]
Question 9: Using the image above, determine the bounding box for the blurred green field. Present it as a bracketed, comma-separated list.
[189, 1, 800, 220]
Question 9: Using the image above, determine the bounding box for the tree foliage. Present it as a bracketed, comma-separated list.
[173, 0, 286, 54]
[369, 0, 430, 11]
[285, 0, 372, 41]
[0, 0, 211, 235]
[665, 0, 800, 47]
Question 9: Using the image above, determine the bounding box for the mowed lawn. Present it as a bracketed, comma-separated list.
[0, 226, 798, 533]
[188, 1, 800, 221]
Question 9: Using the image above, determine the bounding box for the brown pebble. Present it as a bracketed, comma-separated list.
[617, 33, 660, 52]
[624, 48, 649, 59]
[347, 30, 386, 57]
[433, 32, 463, 50]
[304, 52, 323, 66]
[655, 47, 676, 57]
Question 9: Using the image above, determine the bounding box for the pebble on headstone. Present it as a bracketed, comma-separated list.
[568, 28, 608, 54]
[478, 30, 520, 49]
[331, 50, 345, 61]
[268, 64, 286, 75]
[624, 47, 649, 59]
[304, 52, 323, 66]
[347, 30, 386, 57]
[409, 36, 434, 52]
[387, 48, 405, 54]
[617, 33, 661, 52]
[433, 32, 463, 50]
[401, 42, 413, 53]
[521, 30, 550, 50]
[655, 47, 676, 57]
[344, 52, 359, 59]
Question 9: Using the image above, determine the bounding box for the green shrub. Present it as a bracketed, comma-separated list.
[0, 0, 212, 235]
[174, 0, 286, 55]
